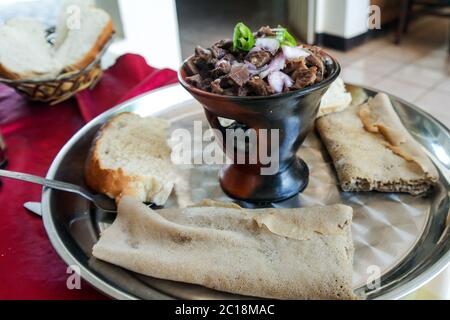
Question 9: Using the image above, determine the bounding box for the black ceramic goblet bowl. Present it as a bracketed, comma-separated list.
[179, 54, 340, 203]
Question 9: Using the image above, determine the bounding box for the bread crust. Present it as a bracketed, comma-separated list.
[85, 113, 140, 201]
[0, 59, 53, 80]
[84, 112, 173, 204]
[0, 63, 22, 80]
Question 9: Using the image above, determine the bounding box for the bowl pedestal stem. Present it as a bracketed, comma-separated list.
[219, 158, 309, 203]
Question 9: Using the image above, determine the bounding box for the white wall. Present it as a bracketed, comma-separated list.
[108, 0, 182, 70]
[288, 0, 316, 44]
[344, 0, 370, 38]
[315, 0, 369, 39]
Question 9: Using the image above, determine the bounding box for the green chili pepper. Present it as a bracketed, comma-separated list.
[233, 22, 255, 51]
[276, 25, 297, 47]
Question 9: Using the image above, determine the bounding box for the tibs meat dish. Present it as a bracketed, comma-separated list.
[184, 23, 334, 96]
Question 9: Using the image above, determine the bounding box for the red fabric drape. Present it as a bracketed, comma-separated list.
[0, 54, 178, 299]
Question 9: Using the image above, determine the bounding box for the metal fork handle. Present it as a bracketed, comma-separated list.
[0, 169, 94, 201]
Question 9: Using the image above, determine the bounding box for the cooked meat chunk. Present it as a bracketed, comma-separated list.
[237, 86, 249, 96]
[306, 53, 325, 82]
[210, 78, 224, 94]
[183, 26, 332, 96]
[292, 67, 317, 89]
[208, 57, 218, 67]
[308, 46, 331, 79]
[246, 50, 271, 68]
[194, 46, 213, 63]
[211, 59, 231, 78]
[186, 74, 203, 89]
[226, 64, 250, 87]
[216, 59, 232, 72]
[308, 45, 325, 56]
[184, 56, 199, 76]
[215, 39, 234, 51]
[247, 77, 275, 96]
[210, 68, 223, 79]
[202, 78, 214, 89]
[257, 26, 275, 37]
[211, 44, 227, 59]
[233, 50, 247, 62]
[222, 53, 236, 63]
[284, 58, 307, 74]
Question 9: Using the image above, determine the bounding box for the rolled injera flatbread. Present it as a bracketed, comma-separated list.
[316, 93, 439, 195]
[93, 197, 356, 300]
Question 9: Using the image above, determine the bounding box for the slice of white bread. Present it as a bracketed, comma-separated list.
[85, 113, 178, 206]
[318, 78, 352, 117]
[55, 1, 113, 71]
[0, 1, 113, 80]
[0, 18, 59, 79]
[54, 0, 95, 48]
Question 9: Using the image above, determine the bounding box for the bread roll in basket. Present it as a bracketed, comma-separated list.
[0, 1, 114, 105]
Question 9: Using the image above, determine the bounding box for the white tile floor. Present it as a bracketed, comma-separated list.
[326, 17, 450, 127]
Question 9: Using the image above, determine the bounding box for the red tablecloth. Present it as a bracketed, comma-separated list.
[0, 54, 178, 299]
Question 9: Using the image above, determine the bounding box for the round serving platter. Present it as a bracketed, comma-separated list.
[42, 84, 450, 300]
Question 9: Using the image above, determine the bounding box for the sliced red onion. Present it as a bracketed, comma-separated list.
[282, 45, 310, 61]
[215, 58, 231, 69]
[268, 71, 293, 93]
[255, 37, 280, 55]
[244, 61, 259, 75]
[259, 53, 286, 79]
[244, 61, 257, 70]
[247, 63, 269, 76]
[244, 61, 271, 76]
[230, 61, 246, 72]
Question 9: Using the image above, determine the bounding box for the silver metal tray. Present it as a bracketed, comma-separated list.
[42, 84, 450, 300]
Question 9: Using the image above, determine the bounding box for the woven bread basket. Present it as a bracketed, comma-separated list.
[0, 30, 114, 105]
